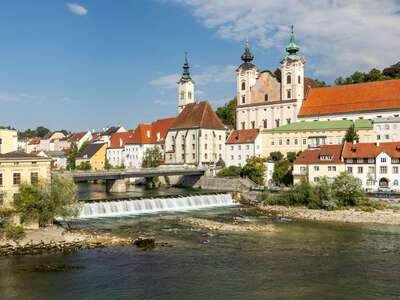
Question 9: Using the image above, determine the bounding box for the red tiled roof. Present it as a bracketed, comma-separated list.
[108, 131, 135, 148]
[68, 132, 87, 142]
[294, 144, 344, 164]
[170, 101, 225, 130]
[299, 79, 400, 117]
[28, 137, 41, 145]
[126, 117, 176, 145]
[342, 142, 400, 159]
[226, 129, 259, 144]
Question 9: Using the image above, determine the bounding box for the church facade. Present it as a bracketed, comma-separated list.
[235, 28, 317, 131]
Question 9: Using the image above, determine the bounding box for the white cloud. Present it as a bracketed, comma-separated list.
[66, 3, 88, 16]
[164, 0, 400, 78]
[150, 65, 236, 89]
[0, 93, 47, 103]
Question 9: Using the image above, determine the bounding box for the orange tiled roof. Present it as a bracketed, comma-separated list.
[68, 132, 87, 142]
[342, 142, 400, 159]
[28, 137, 41, 145]
[299, 79, 400, 117]
[108, 131, 135, 149]
[226, 129, 259, 144]
[294, 144, 344, 164]
[170, 101, 225, 130]
[126, 117, 176, 145]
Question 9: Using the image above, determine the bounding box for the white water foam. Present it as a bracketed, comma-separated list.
[78, 193, 236, 219]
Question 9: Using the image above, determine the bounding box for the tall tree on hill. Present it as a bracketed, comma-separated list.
[216, 98, 236, 126]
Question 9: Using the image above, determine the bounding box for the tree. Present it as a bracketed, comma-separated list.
[77, 161, 91, 170]
[268, 151, 284, 162]
[331, 172, 365, 206]
[15, 174, 80, 226]
[217, 166, 242, 177]
[216, 98, 237, 126]
[142, 147, 163, 168]
[344, 123, 359, 143]
[286, 151, 298, 163]
[315, 79, 329, 87]
[67, 142, 78, 170]
[272, 159, 293, 186]
[36, 126, 50, 138]
[241, 156, 267, 185]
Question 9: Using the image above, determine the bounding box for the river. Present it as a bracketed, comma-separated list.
[0, 184, 399, 299]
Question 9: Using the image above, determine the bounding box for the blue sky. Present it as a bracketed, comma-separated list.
[1, 0, 400, 131]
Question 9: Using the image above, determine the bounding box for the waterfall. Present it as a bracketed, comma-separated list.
[78, 193, 236, 219]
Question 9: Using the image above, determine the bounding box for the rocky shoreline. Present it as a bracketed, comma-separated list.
[177, 217, 277, 232]
[0, 226, 149, 257]
[258, 204, 400, 225]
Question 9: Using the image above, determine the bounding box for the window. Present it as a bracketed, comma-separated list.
[238, 155, 241, 160]
[294, 138, 298, 145]
[192, 153, 195, 159]
[298, 76, 301, 84]
[287, 89, 292, 99]
[263, 119, 268, 129]
[181, 154, 185, 160]
[303, 139, 307, 145]
[204, 144, 207, 150]
[251, 121, 255, 129]
[219, 144, 222, 150]
[271, 139, 275, 146]
[0, 173, 2, 186]
[368, 166, 375, 174]
[347, 167, 353, 173]
[357, 158, 363, 163]
[231, 155, 234, 160]
[393, 166, 399, 174]
[241, 95, 246, 104]
[394, 180, 399, 186]
[328, 166, 336, 172]
[230, 146, 233, 150]
[180, 92, 184, 99]
[380, 166, 387, 174]
[381, 157, 387, 163]
[377, 135, 381, 140]
[314, 166, 320, 171]
[286, 118, 291, 125]
[358, 167, 363, 174]
[13, 173, 21, 185]
[0, 193, 3, 206]
[367, 180, 374, 186]
[246, 145, 250, 150]
[286, 139, 290, 145]
[241, 122, 245, 130]
[192, 144, 195, 150]
[188, 92, 192, 99]
[241, 82, 246, 90]
[347, 158, 353, 163]
[204, 153, 208, 159]
[275, 119, 280, 127]
[313, 177, 320, 183]
[181, 144, 185, 150]
[31, 172, 39, 185]
[287, 75, 291, 84]
[238, 145, 241, 150]
[368, 158, 375, 163]
[264, 94, 268, 101]
[300, 167, 307, 174]
[219, 135, 222, 141]
[192, 134, 196, 140]
[279, 139, 282, 146]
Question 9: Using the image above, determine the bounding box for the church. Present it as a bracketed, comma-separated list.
[235, 27, 317, 131]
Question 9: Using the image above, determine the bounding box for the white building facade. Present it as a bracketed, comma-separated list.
[225, 129, 261, 167]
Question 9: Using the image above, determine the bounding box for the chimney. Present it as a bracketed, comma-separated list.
[376, 141, 380, 147]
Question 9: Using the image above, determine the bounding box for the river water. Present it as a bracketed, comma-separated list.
[1, 184, 400, 299]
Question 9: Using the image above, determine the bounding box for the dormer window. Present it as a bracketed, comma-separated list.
[320, 155, 332, 161]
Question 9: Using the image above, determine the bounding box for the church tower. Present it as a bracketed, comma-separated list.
[280, 26, 304, 109]
[178, 54, 195, 113]
[236, 40, 258, 108]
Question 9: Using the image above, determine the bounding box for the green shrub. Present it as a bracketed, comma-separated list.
[217, 166, 242, 177]
[3, 225, 25, 241]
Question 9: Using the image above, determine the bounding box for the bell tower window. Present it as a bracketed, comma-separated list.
[287, 89, 292, 99]
[287, 75, 292, 84]
[180, 92, 184, 100]
[241, 95, 246, 104]
[241, 82, 246, 90]
[188, 92, 192, 99]
[264, 94, 268, 101]
[298, 76, 301, 84]
[263, 119, 268, 128]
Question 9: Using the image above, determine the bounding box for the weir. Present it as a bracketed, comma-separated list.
[78, 193, 236, 219]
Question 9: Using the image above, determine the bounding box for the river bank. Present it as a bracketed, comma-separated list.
[0, 226, 135, 256]
[257, 203, 400, 225]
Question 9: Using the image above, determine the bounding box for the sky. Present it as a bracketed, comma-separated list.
[1, 0, 400, 132]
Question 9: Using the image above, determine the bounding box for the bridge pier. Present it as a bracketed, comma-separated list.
[106, 179, 127, 193]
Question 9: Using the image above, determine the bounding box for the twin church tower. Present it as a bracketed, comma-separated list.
[177, 27, 309, 130]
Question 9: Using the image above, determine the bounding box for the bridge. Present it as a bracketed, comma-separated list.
[58, 167, 207, 192]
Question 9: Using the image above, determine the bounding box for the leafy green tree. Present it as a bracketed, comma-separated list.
[286, 151, 298, 163]
[268, 151, 284, 162]
[331, 172, 365, 206]
[272, 159, 292, 186]
[142, 146, 163, 168]
[15, 174, 80, 226]
[315, 79, 329, 87]
[217, 166, 242, 177]
[77, 161, 91, 170]
[78, 141, 91, 155]
[67, 142, 78, 170]
[241, 156, 267, 185]
[216, 98, 236, 126]
[36, 126, 50, 138]
[344, 123, 359, 143]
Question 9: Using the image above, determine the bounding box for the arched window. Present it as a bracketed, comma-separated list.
[263, 119, 268, 129]
[264, 94, 268, 101]
[287, 89, 292, 99]
[298, 76, 301, 84]
[287, 75, 291, 84]
[241, 82, 246, 90]
[241, 95, 246, 104]
[394, 180, 399, 186]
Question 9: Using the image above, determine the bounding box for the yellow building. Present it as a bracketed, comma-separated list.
[293, 144, 345, 184]
[261, 119, 375, 158]
[0, 129, 18, 154]
[76, 143, 106, 170]
[0, 152, 51, 208]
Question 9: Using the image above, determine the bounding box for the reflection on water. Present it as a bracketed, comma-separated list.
[1, 185, 400, 299]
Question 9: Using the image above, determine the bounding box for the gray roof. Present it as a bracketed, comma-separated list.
[373, 117, 400, 124]
[77, 143, 105, 159]
[0, 151, 51, 161]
